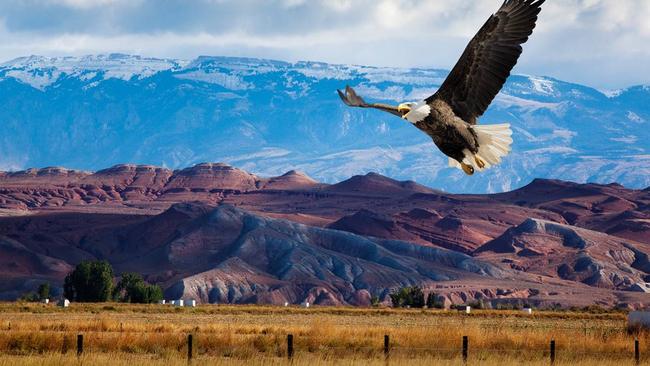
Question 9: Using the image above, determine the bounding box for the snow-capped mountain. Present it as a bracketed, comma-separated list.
[0, 54, 648, 193]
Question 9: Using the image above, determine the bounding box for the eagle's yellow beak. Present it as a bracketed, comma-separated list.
[397, 103, 411, 119]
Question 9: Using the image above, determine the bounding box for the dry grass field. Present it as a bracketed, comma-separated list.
[0, 302, 646, 365]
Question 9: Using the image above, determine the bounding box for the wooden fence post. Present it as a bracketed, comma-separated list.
[76, 334, 83, 356]
[462, 335, 468, 365]
[287, 334, 294, 360]
[384, 334, 390, 359]
[61, 335, 68, 354]
[635, 338, 640, 366]
[187, 334, 193, 362]
[550, 339, 555, 365]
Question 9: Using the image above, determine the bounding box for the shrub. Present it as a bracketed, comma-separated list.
[114, 272, 163, 304]
[19, 292, 40, 302]
[467, 299, 491, 310]
[370, 296, 380, 307]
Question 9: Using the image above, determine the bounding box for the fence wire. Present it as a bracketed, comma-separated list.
[0, 329, 645, 364]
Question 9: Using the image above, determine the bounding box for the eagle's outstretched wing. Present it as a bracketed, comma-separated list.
[428, 0, 545, 125]
[337, 86, 402, 117]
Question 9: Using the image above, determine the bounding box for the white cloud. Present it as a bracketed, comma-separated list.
[45, 0, 135, 8]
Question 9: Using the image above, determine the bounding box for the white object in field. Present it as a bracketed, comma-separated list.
[159, 300, 166, 305]
[185, 299, 196, 307]
[523, 308, 532, 314]
[42, 298, 49, 304]
[284, 302, 289, 307]
[465, 306, 471, 314]
[628, 311, 650, 328]
[172, 299, 184, 307]
[57, 299, 70, 307]
[301, 301, 310, 308]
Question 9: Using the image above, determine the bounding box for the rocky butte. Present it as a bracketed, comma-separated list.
[0, 163, 648, 308]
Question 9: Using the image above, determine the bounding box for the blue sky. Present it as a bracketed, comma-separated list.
[0, 0, 648, 89]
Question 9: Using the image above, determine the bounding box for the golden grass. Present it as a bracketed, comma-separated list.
[0, 302, 646, 365]
[0, 353, 645, 366]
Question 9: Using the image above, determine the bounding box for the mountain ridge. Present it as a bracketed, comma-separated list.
[1, 54, 649, 193]
[1, 163, 649, 307]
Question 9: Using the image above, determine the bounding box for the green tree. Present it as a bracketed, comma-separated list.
[426, 292, 435, 308]
[112, 272, 142, 302]
[132, 282, 163, 304]
[63, 260, 114, 302]
[390, 286, 425, 308]
[370, 296, 380, 307]
[426, 292, 444, 309]
[389, 288, 407, 307]
[37, 282, 50, 300]
[114, 272, 163, 304]
[411, 287, 425, 308]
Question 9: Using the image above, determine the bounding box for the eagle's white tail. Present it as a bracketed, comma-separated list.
[448, 123, 513, 172]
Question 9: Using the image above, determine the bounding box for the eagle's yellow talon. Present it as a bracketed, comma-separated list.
[475, 156, 485, 169]
[461, 163, 474, 175]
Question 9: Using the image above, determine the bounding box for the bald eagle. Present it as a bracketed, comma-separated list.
[338, 0, 545, 175]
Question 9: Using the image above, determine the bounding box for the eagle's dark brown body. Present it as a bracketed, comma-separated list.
[338, 0, 545, 175]
[415, 99, 480, 164]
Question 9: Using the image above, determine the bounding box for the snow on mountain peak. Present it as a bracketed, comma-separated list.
[0, 54, 187, 90]
[527, 76, 556, 95]
[600, 88, 623, 98]
[0, 53, 648, 193]
[627, 111, 645, 123]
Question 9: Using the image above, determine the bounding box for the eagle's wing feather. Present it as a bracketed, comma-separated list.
[428, 0, 545, 124]
[338, 86, 402, 117]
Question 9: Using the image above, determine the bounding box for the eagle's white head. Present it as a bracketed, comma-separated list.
[397, 101, 431, 124]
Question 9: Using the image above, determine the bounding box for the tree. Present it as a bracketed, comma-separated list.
[112, 273, 142, 302]
[426, 292, 444, 309]
[63, 260, 114, 302]
[426, 292, 435, 308]
[132, 282, 163, 304]
[37, 282, 50, 300]
[410, 287, 425, 308]
[390, 286, 425, 308]
[370, 296, 380, 307]
[389, 288, 406, 307]
[114, 272, 163, 304]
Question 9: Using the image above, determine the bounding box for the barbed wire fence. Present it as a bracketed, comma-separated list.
[0, 330, 644, 365]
